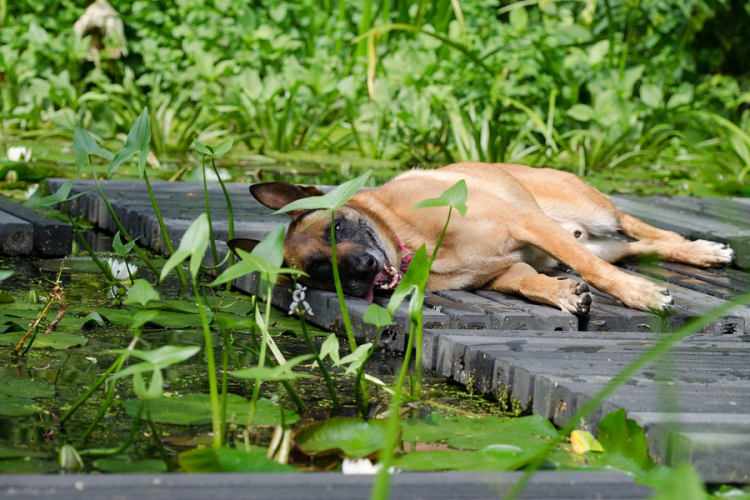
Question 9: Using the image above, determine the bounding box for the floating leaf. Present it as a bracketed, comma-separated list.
[123, 279, 160, 307]
[597, 408, 653, 471]
[178, 446, 296, 473]
[1, 330, 87, 350]
[123, 394, 298, 426]
[0, 458, 59, 474]
[0, 376, 54, 398]
[93, 457, 167, 473]
[294, 417, 392, 458]
[0, 395, 38, 416]
[394, 445, 534, 471]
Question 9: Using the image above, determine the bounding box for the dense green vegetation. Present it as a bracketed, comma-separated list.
[2, 0, 750, 194]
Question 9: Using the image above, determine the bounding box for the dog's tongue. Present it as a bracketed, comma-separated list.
[364, 283, 375, 303]
[364, 267, 393, 303]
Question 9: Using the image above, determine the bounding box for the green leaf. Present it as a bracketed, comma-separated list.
[570, 429, 604, 454]
[0, 270, 13, 282]
[0, 458, 59, 474]
[335, 343, 373, 375]
[93, 457, 167, 473]
[294, 417, 392, 458]
[412, 179, 468, 216]
[386, 245, 430, 318]
[114, 345, 200, 367]
[319, 334, 340, 364]
[0, 377, 54, 398]
[0, 290, 14, 304]
[27, 179, 92, 208]
[1, 330, 87, 350]
[123, 394, 298, 426]
[508, 7, 528, 31]
[666, 83, 694, 109]
[113, 231, 137, 256]
[109, 107, 151, 178]
[363, 304, 395, 328]
[567, 104, 595, 121]
[178, 447, 296, 473]
[193, 139, 212, 156]
[160, 214, 210, 281]
[59, 311, 105, 329]
[402, 414, 559, 450]
[212, 138, 233, 158]
[597, 408, 653, 471]
[0, 396, 38, 416]
[394, 447, 534, 471]
[73, 127, 114, 174]
[646, 464, 709, 500]
[231, 354, 314, 381]
[274, 170, 371, 215]
[123, 279, 160, 307]
[640, 84, 664, 109]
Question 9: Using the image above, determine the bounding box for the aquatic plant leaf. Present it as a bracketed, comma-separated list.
[0, 291, 13, 304]
[26, 178, 92, 208]
[194, 138, 234, 159]
[178, 447, 296, 473]
[645, 464, 708, 500]
[73, 126, 114, 174]
[0, 270, 13, 282]
[0, 395, 38, 416]
[393, 446, 536, 471]
[319, 334, 340, 364]
[95, 307, 204, 328]
[160, 214, 210, 281]
[114, 345, 200, 368]
[334, 343, 373, 375]
[109, 107, 151, 178]
[386, 245, 429, 321]
[58, 311, 105, 329]
[597, 408, 653, 470]
[570, 429, 604, 454]
[294, 417, 392, 458]
[123, 394, 298, 426]
[274, 170, 371, 214]
[93, 457, 167, 473]
[231, 354, 314, 381]
[363, 304, 395, 328]
[123, 279, 160, 307]
[1, 330, 87, 350]
[0, 458, 59, 474]
[401, 414, 558, 451]
[0, 376, 54, 398]
[412, 179, 468, 216]
[112, 231, 137, 256]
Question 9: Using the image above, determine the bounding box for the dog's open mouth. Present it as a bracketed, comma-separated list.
[364, 263, 402, 303]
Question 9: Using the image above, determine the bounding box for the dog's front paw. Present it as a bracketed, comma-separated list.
[689, 240, 734, 267]
[557, 281, 592, 315]
[616, 276, 674, 314]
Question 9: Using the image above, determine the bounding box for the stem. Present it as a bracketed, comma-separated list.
[430, 207, 451, 265]
[89, 160, 160, 277]
[143, 174, 187, 286]
[299, 316, 340, 410]
[193, 281, 222, 447]
[79, 400, 143, 456]
[202, 156, 220, 268]
[370, 322, 418, 500]
[210, 156, 235, 290]
[330, 213, 370, 412]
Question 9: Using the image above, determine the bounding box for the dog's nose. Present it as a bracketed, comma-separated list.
[343, 252, 379, 274]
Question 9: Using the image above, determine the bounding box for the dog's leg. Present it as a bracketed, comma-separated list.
[617, 211, 734, 267]
[511, 213, 673, 312]
[489, 262, 592, 314]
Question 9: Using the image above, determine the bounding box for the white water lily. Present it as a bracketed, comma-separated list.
[341, 458, 397, 475]
[288, 283, 313, 316]
[7, 146, 32, 162]
[106, 258, 138, 282]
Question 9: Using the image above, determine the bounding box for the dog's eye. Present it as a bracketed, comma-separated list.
[334, 222, 342, 235]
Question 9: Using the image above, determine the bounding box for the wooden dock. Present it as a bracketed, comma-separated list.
[5, 178, 750, 486]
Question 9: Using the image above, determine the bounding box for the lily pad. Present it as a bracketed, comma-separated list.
[401, 414, 559, 451]
[294, 417, 393, 458]
[0, 458, 59, 474]
[123, 394, 298, 426]
[393, 445, 536, 471]
[93, 457, 168, 473]
[1, 330, 87, 350]
[0, 377, 54, 398]
[58, 311, 105, 329]
[0, 396, 38, 416]
[178, 446, 296, 473]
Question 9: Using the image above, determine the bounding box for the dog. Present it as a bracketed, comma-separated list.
[229, 162, 734, 314]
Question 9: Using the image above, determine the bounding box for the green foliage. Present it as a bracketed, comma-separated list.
[178, 446, 296, 473]
[294, 417, 392, 458]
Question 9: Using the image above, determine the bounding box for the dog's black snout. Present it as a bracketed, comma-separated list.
[344, 251, 379, 274]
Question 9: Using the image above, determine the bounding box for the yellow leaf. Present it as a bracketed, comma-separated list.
[570, 430, 604, 454]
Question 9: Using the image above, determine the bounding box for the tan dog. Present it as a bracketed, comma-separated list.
[232, 163, 734, 314]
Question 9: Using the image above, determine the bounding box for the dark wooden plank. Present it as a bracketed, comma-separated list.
[0, 471, 654, 500]
[474, 290, 579, 331]
[0, 209, 33, 255]
[0, 195, 72, 256]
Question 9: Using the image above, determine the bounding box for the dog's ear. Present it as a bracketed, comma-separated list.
[227, 238, 260, 257]
[250, 182, 324, 212]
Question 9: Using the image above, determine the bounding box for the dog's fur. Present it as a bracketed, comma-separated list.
[230, 163, 734, 314]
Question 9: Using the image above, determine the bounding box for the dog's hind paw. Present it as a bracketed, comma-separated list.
[558, 281, 592, 315]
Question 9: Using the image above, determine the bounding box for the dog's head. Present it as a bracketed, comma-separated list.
[228, 182, 405, 302]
